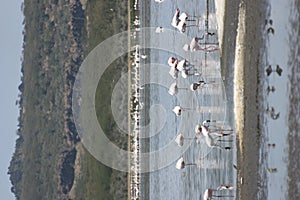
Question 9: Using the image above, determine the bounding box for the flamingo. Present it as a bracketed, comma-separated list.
[202, 119, 217, 126]
[216, 185, 234, 191]
[183, 36, 219, 52]
[168, 57, 179, 69]
[155, 26, 164, 33]
[175, 156, 197, 169]
[177, 59, 200, 78]
[195, 125, 232, 150]
[168, 82, 188, 95]
[171, 8, 190, 33]
[201, 120, 234, 132]
[195, 124, 233, 137]
[168, 58, 199, 78]
[167, 57, 179, 79]
[203, 186, 234, 200]
[172, 106, 225, 116]
[169, 66, 179, 79]
[172, 106, 182, 116]
[190, 80, 206, 91]
[175, 133, 196, 147]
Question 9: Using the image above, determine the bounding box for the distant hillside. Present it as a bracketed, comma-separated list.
[8, 0, 129, 199]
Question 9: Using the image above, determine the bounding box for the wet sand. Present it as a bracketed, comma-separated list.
[217, 0, 268, 199]
[232, 0, 267, 199]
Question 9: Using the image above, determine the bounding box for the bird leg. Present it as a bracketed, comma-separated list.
[217, 139, 234, 143]
[212, 195, 235, 198]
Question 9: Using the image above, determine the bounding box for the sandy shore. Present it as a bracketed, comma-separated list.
[217, 0, 268, 199]
[233, 0, 267, 199]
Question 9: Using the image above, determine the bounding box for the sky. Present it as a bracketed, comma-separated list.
[0, 0, 23, 199]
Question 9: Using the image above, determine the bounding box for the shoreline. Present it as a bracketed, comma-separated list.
[233, 0, 267, 199]
[127, 0, 132, 199]
[138, 0, 151, 199]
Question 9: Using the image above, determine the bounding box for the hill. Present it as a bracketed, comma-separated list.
[8, 0, 129, 199]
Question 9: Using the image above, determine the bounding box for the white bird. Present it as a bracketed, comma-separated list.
[140, 54, 147, 59]
[195, 125, 232, 150]
[175, 134, 184, 147]
[195, 125, 231, 136]
[176, 59, 187, 71]
[177, 59, 191, 78]
[171, 8, 188, 33]
[175, 156, 196, 169]
[183, 36, 219, 52]
[155, 26, 164, 33]
[168, 82, 188, 95]
[133, 19, 140, 26]
[216, 185, 234, 191]
[196, 123, 233, 136]
[169, 66, 178, 79]
[168, 57, 178, 68]
[168, 82, 178, 95]
[203, 189, 214, 200]
[190, 80, 206, 91]
[202, 119, 217, 126]
[176, 156, 185, 169]
[172, 105, 199, 116]
[155, 0, 164, 3]
[172, 106, 182, 116]
[168, 57, 195, 72]
[168, 57, 192, 79]
[201, 120, 230, 132]
[203, 187, 234, 200]
[181, 70, 189, 79]
[172, 106, 221, 116]
[175, 133, 196, 147]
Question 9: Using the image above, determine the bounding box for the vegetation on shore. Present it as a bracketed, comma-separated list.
[9, 0, 133, 199]
[76, 0, 130, 199]
[9, 0, 83, 199]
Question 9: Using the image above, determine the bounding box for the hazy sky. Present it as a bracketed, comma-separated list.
[0, 0, 23, 199]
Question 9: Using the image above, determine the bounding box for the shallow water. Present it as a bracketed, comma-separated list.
[135, 0, 300, 199]
[138, 0, 237, 199]
[258, 0, 300, 199]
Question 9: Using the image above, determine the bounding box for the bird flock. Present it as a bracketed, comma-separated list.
[129, 1, 236, 199]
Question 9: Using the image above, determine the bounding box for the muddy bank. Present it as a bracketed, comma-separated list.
[233, 0, 267, 199]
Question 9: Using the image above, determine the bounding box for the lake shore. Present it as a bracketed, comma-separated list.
[217, 0, 269, 198]
[233, 0, 267, 199]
